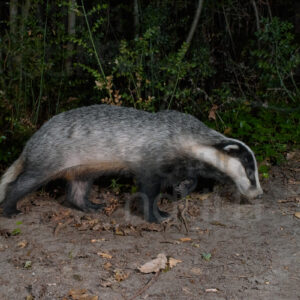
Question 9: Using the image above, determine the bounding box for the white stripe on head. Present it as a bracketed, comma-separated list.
[223, 144, 240, 151]
[183, 139, 262, 198]
[225, 138, 262, 192]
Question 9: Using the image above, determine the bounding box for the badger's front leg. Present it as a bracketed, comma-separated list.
[138, 176, 170, 223]
[67, 179, 105, 212]
[174, 176, 198, 199]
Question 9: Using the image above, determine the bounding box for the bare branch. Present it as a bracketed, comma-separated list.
[186, 0, 204, 45]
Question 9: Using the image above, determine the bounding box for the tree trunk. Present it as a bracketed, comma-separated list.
[10, 0, 18, 37]
[66, 0, 76, 75]
[133, 0, 139, 39]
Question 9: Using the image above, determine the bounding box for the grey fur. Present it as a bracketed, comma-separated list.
[0, 105, 263, 221]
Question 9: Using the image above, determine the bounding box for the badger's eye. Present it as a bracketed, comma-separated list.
[243, 157, 248, 164]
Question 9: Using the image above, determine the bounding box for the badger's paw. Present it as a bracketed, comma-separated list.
[2, 206, 22, 218]
[145, 209, 171, 223]
[83, 201, 106, 212]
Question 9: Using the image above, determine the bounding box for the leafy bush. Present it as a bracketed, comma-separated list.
[0, 1, 299, 168]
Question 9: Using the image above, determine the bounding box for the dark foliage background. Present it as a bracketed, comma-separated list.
[0, 0, 299, 176]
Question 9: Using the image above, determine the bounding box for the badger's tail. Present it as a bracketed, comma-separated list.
[0, 154, 24, 203]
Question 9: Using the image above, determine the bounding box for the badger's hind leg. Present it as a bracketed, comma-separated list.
[2, 170, 45, 217]
[138, 176, 170, 223]
[67, 179, 105, 212]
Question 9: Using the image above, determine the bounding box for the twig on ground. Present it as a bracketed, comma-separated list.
[129, 271, 160, 300]
[177, 197, 189, 233]
[54, 219, 73, 236]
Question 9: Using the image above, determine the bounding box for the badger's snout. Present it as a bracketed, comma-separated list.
[242, 186, 263, 199]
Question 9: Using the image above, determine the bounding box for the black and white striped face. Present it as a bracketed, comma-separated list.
[188, 138, 263, 198]
[215, 139, 263, 198]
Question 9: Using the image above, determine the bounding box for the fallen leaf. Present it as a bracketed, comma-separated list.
[288, 179, 300, 185]
[190, 267, 202, 275]
[138, 253, 167, 273]
[91, 238, 105, 243]
[17, 240, 28, 248]
[182, 287, 193, 295]
[114, 227, 125, 236]
[208, 104, 218, 120]
[69, 289, 87, 296]
[179, 237, 192, 242]
[210, 221, 226, 227]
[100, 280, 113, 287]
[294, 212, 300, 219]
[202, 253, 211, 261]
[95, 80, 103, 89]
[114, 269, 129, 282]
[224, 127, 232, 135]
[73, 274, 83, 281]
[168, 257, 182, 268]
[286, 152, 296, 160]
[103, 262, 112, 270]
[197, 193, 211, 201]
[137, 223, 162, 232]
[92, 224, 102, 231]
[24, 261, 32, 269]
[0, 244, 8, 251]
[97, 252, 112, 259]
[205, 288, 218, 293]
[68, 288, 98, 300]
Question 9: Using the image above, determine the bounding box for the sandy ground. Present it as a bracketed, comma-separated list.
[0, 152, 299, 300]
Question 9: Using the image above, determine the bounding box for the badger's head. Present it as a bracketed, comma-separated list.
[190, 138, 263, 199]
[214, 139, 263, 198]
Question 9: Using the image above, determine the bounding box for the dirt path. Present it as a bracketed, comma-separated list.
[0, 153, 299, 300]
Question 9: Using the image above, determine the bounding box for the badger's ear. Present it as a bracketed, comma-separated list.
[223, 144, 240, 152]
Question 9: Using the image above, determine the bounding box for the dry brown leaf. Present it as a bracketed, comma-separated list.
[69, 289, 87, 297]
[190, 267, 202, 276]
[138, 253, 167, 273]
[224, 127, 232, 135]
[197, 193, 211, 201]
[68, 288, 98, 300]
[17, 240, 28, 248]
[288, 179, 300, 185]
[103, 262, 112, 270]
[168, 257, 182, 268]
[100, 280, 113, 288]
[210, 221, 226, 227]
[95, 80, 103, 89]
[114, 227, 125, 236]
[294, 212, 300, 219]
[78, 296, 97, 300]
[92, 224, 102, 231]
[0, 244, 8, 251]
[179, 237, 192, 242]
[114, 269, 129, 282]
[286, 152, 296, 160]
[91, 238, 105, 243]
[208, 104, 218, 120]
[138, 223, 162, 232]
[97, 252, 112, 259]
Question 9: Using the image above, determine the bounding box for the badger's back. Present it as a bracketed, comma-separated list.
[23, 105, 224, 171]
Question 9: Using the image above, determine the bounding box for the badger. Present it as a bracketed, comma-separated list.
[0, 105, 263, 222]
